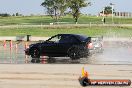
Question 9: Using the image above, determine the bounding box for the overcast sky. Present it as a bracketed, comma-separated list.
[0, 0, 131, 15]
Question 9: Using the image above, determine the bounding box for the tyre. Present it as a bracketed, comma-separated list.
[36, 59, 41, 63]
[31, 59, 35, 63]
[68, 46, 81, 60]
[30, 48, 40, 58]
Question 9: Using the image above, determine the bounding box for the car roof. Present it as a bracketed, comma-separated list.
[58, 34, 88, 41]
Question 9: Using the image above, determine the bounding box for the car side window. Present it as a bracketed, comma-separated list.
[48, 35, 61, 43]
[59, 35, 78, 43]
[59, 35, 69, 43]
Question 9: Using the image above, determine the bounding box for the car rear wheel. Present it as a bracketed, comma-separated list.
[68, 46, 81, 60]
[30, 48, 40, 58]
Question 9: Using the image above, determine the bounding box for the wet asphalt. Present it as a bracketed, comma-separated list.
[0, 41, 132, 65]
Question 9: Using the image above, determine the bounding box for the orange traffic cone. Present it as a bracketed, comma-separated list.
[41, 56, 47, 64]
[10, 40, 13, 48]
[3, 40, 6, 48]
[15, 43, 18, 49]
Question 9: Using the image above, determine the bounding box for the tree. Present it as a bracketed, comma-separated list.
[41, 0, 68, 22]
[68, 0, 90, 23]
[16, 12, 19, 16]
[101, 6, 115, 15]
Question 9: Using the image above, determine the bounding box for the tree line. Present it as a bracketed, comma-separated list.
[41, 0, 91, 23]
[0, 13, 23, 17]
[0, 13, 11, 17]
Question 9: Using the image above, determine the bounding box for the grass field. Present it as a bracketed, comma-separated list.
[0, 15, 132, 37]
[0, 26, 132, 37]
[0, 15, 132, 25]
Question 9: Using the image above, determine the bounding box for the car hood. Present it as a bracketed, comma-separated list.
[29, 42, 42, 48]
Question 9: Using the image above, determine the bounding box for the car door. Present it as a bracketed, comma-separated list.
[45, 34, 70, 55]
[41, 35, 61, 56]
[57, 35, 80, 54]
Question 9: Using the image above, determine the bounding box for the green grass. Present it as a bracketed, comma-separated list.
[0, 15, 132, 25]
[0, 26, 132, 37]
[0, 15, 132, 37]
[0, 16, 53, 25]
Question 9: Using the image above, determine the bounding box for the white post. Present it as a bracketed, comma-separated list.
[110, 3, 115, 23]
[89, 22, 91, 27]
[41, 23, 42, 29]
[112, 5, 114, 23]
[119, 11, 121, 24]
[103, 7, 105, 18]
[103, 7, 105, 25]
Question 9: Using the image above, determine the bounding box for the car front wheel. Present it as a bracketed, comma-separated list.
[30, 48, 40, 58]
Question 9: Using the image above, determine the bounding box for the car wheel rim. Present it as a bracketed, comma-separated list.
[69, 49, 79, 59]
[33, 49, 39, 57]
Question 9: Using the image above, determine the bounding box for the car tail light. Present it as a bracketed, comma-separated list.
[87, 43, 93, 49]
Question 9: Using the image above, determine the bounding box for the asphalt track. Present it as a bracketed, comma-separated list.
[0, 39, 132, 65]
[0, 38, 132, 88]
[0, 64, 131, 88]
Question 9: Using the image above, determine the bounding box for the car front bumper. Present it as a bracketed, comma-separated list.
[25, 48, 30, 55]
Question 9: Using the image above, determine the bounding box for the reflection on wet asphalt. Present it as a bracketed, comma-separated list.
[0, 41, 132, 65]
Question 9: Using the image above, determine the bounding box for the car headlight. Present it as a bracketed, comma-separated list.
[29, 44, 34, 48]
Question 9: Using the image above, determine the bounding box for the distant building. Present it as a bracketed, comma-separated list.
[99, 12, 132, 18]
[99, 13, 112, 17]
[115, 12, 132, 18]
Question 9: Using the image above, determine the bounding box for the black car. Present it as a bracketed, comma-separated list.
[25, 34, 91, 61]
